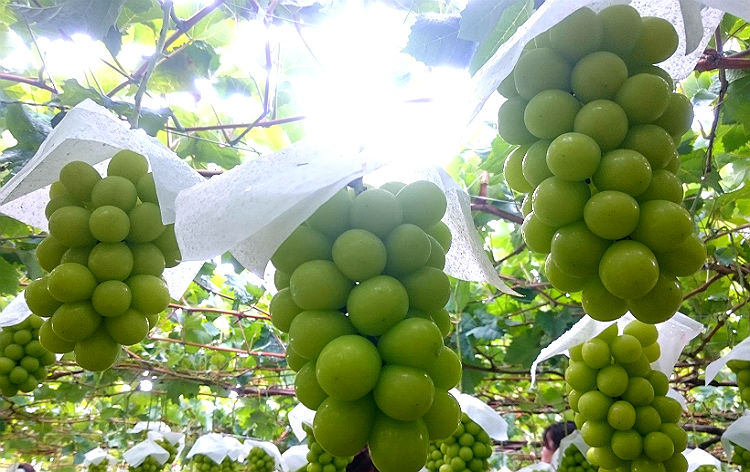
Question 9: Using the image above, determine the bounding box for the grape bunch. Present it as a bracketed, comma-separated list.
[24, 150, 181, 372]
[247, 447, 276, 472]
[189, 455, 243, 472]
[87, 461, 109, 472]
[156, 438, 179, 465]
[732, 445, 750, 472]
[129, 456, 167, 472]
[497, 5, 704, 325]
[269, 180, 461, 472]
[0, 315, 55, 396]
[424, 413, 494, 472]
[694, 466, 717, 472]
[566, 321, 688, 472]
[303, 424, 352, 472]
[558, 446, 596, 472]
[727, 360, 750, 407]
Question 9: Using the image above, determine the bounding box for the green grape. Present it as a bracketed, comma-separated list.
[578, 390, 613, 421]
[396, 180, 447, 229]
[497, 72, 518, 98]
[615, 74, 671, 124]
[660, 423, 687, 453]
[347, 275, 408, 335]
[521, 140, 553, 187]
[581, 338, 611, 369]
[24, 276, 62, 317]
[544, 254, 589, 293]
[129, 243, 166, 276]
[59, 161, 102, 202]
[646, 371, 669, 397]
[91, 176, 138, 211]
[136, 173, 158, 203]
[380, 181, 406, 194]
[426, 414, 493, 472]
[524, 89, 581, 139]
[643, 431, 674, 461]
[313, 395, 376, 456]
[378, 317, 443, 369]
[247, 446, 276, 472]
[400, 266, 450, 313]
[581, 279, 627, 321]
[129, 455, 166, 472]
[607, 400, 636, 431]
[39, 319, 75, 353]
[288, 260, 353, 310]
[384, 223, 431, 275]
[497, 97, 536, 145]
[288, 310, 355, 359]
[583, 190, 641, 240]
[581, 421, 614, 447]
[623, 377, 655, 406]
[598, 4, 642, 56]
[74, 328, 120, 371]
[104, 308, 149, 345]
[374, 364, 435, 421]
[503, 145, 533, 192]
[650, 396, 682, 423]
[36, 236, 69, 272]
[638, 169, 684, 204]
[88, 461, 109, 472]
[532, 177, 590, 228]
[295, 360, 328, 409]
[425, 346, 461, 390]
[533, 32, 551, 48]
[599, 240, 659, 299]
[731, 444, 750, 471]
[549, 7, 603, 62]
[635, 405, 662, 435]
[315, 334, 381, 401]
[349, 188, 403, 238]
[426, 235, 446, 269]
[155, 438, 178, 464]
[422, 389, 461, 440]
[571, 52, 628, 103]
[51, 301, 101, 342]
[623, 125, 676, 170]
[331, 228, 386, 281]
[45, 194, 83, 219]
[513, 48, 572, 100]
[546, 132, 601, 181]
[623, 320, 658, 346]
[631, 200, 693, 253]
[566, 361, 597, 392]
[521, 212, 556, 253]
[88, 242, 134, 281]
[274, 270, 290, 290]
[654, 93, 693, 138]
[627, 17, 679, 66]
[127, 275, 170, 315]
[574, 100, 629, 151]
[269, 288, 302, 332]
[49, 181, 69, 198]
[286, 346, 307, 372]
[91, 280, 132, 317]
[429, 308, 452, 337]
[60, 245, 93, 266]
[152, 224, 181, 268]
[127, 202, 166, 243]
[593, 149, 652, 197]
[610, 335, 643, 363]
[304, 424, 353, 472]
[611, 429, 643, 460]
[369, 414, 430, 472]
[108, 150, 149, 183]
[628, 273, 683, 324]
[598, 365, 629, 397]
[47, 263, 97, 302]
[550, 222, 610, 278]
[426, 222, 452, 253]
[89, 205, 130, 243]
[48, 206, 96, 248]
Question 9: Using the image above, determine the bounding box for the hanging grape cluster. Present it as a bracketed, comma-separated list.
[424, 414, 494, 472]
[269, 180, 461, 472]
[303, 424, 352, 472]
[189, 455, 243, 472]
[129, 456, 167, 472]
[732, 445, 750, 472]
[87, 461, 109, 472]
[156, 438, 179, 466]
[566, 321, 687, 472]
[24, 150, 181, 371]
[247, 447, 275, 472]
[0, 315, 55, 396]
[558, 446, 596, 472]
[727, 360, 750, 407]
[497, 5, 704, 324]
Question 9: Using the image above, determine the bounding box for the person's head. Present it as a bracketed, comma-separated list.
[540, 421, 576, 463]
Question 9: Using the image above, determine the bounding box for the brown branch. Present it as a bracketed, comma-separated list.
[168, 302, 270, 319]
[704, 29, 730, 175]
[694, 48, 750, 71]
[148, 334, 285, 358]
[705, 223, 750, 242]
[682, 272, 725, 300]
[0, 72, 57, 93]
[471, 202, 524, 224]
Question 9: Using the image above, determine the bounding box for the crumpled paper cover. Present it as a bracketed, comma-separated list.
[466, 0, 729, 122]
[530, 312, 703, 385]
[128, 421, 172, 434]
[281, 445, 308, 472]
[705, 337, 750, 385]
[550, 431, 589, 471]
[147, 430, 186, 462]
[0, 99, 205, 325]
[186, 433, 245, 465]
[82, 447, 116, 467]
[123, 439, 170, 467]
[175, 139, 516, 295]
[721, 411, 750, 454]
[450, 389, 510, 441]
[244, 438, 286, 472]
[287, 403, 316, 442]
[684, 448, 722, 472]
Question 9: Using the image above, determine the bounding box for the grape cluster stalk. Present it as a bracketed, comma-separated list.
[25, 150, 181, 372]
[0, 315, 55, 396]
[498, 5, 704, 325]
[269, 180, 463, 472]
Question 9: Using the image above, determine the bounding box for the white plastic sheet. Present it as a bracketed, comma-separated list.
[721, 412, 750, 454]
[550, 431, 589, 471]
[288, 403, 316, 442]
[684, 448, 722, 472]
[451, 389, 510, 441]
[123, 439, 170, 468]
[466, 0, 729, 122]
[244, 438, 286, 472]
[82, 447, 116, 467]
[705, 337, 750, 385]
[281, 445, 309, 472]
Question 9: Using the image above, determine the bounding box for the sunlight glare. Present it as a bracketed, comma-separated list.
[38, 33, 102, 80]
[139, 379, 153, 392]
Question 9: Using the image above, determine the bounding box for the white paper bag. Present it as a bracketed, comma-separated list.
[123, 439, 170, 467]
[721, 412, 750, 454]
[684, 448, 721, 472]
[244, 438, 285, 471]
[287, 403, 316, 442]
[82, 447, 116, 467]
[281, 445, 309, 472]
[451, 390, 509, 441]
[705, 337, 750, 385]
[550, 431, 589, 471]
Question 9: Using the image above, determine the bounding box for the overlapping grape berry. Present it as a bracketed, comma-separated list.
[727, 360, 750, 407]
[0, 315, 55, 396]
[269, 180, 461, 472]
[425, 414, 493, 472]
[189, 455, 242, 472]
[497, 5, 704, 325]
[566, 321, 688, 472]
[303, 424, 352, 472]
[25, 150, 181, 372]
[247, 447, 275, 472]
[732, 445, 750, 472]
[558, 446, 596, 472]
[129, 456, 167, 472]
[87, 461, 109, 472]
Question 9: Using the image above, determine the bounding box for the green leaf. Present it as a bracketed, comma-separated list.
[189, 9, 234, 47]
[165, 380, 200, 402]
[4, 103, 51, 149]
[11, 0, 127, 41]
[0, 146, 35, 183]
[57, 79, 103, 107]
[504, 326, 543, 368]
[403, 14, 477, 68]
[458, 0, 519, 42]
[723, 75, 750, 132]
[0, 257, 19, 294]
[152, 40, 220, 92]
[469, 0, 533, 74]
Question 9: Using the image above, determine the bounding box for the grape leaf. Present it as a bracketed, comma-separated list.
[504, 326, 543, 368]
[3, 103, 51, 149]
[0, 257, 19, 294]
[469, 0, 533, 74]
[165, 380, 200, 402]
[11, 0, 127, 41]
[403, 14, 477, 68]
[458, 0, 519, 42]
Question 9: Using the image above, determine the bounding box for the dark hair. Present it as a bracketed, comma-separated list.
[543, 421, 576, 451]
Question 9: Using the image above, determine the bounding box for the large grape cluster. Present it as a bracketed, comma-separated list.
[732, 445, 750, 472]
[558, 446, 596, 472]
[727, 360, 750, 407]
[247, 447, 276, 472]
[303, 424, 352, 472]
[87, 461, 109, 472]
[497, 5, 704, 325]
[566, 321, 688, 472]
[424, 414, 493, 472]
[269, 180, 462, 472]
[24, 150, 181, 372]
[0, 315, 55, 396]
[189, 454, 243, 472]
[129, 456, 167, 472]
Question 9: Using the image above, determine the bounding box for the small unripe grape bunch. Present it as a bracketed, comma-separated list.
[87, 461, 109, 472]
[270, 180, 461, 472]
[727, 360, 750, 407]
[155, 438, 178, 464]
[694, 466, 718, 472]
[0, 314, 55, 396]
[189, 454, 223, 472]
[732, 444, 750, 472]
[497, 5, 701, 326]
[558, 446, 596, 472]
[247, 447, 276, 472]
[425, 413, 494, 472]
[566, 321, 688, 472]
[129, 455, 166, 472]
[303, 424, 352, 472]
[26, 150, 181, 373]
